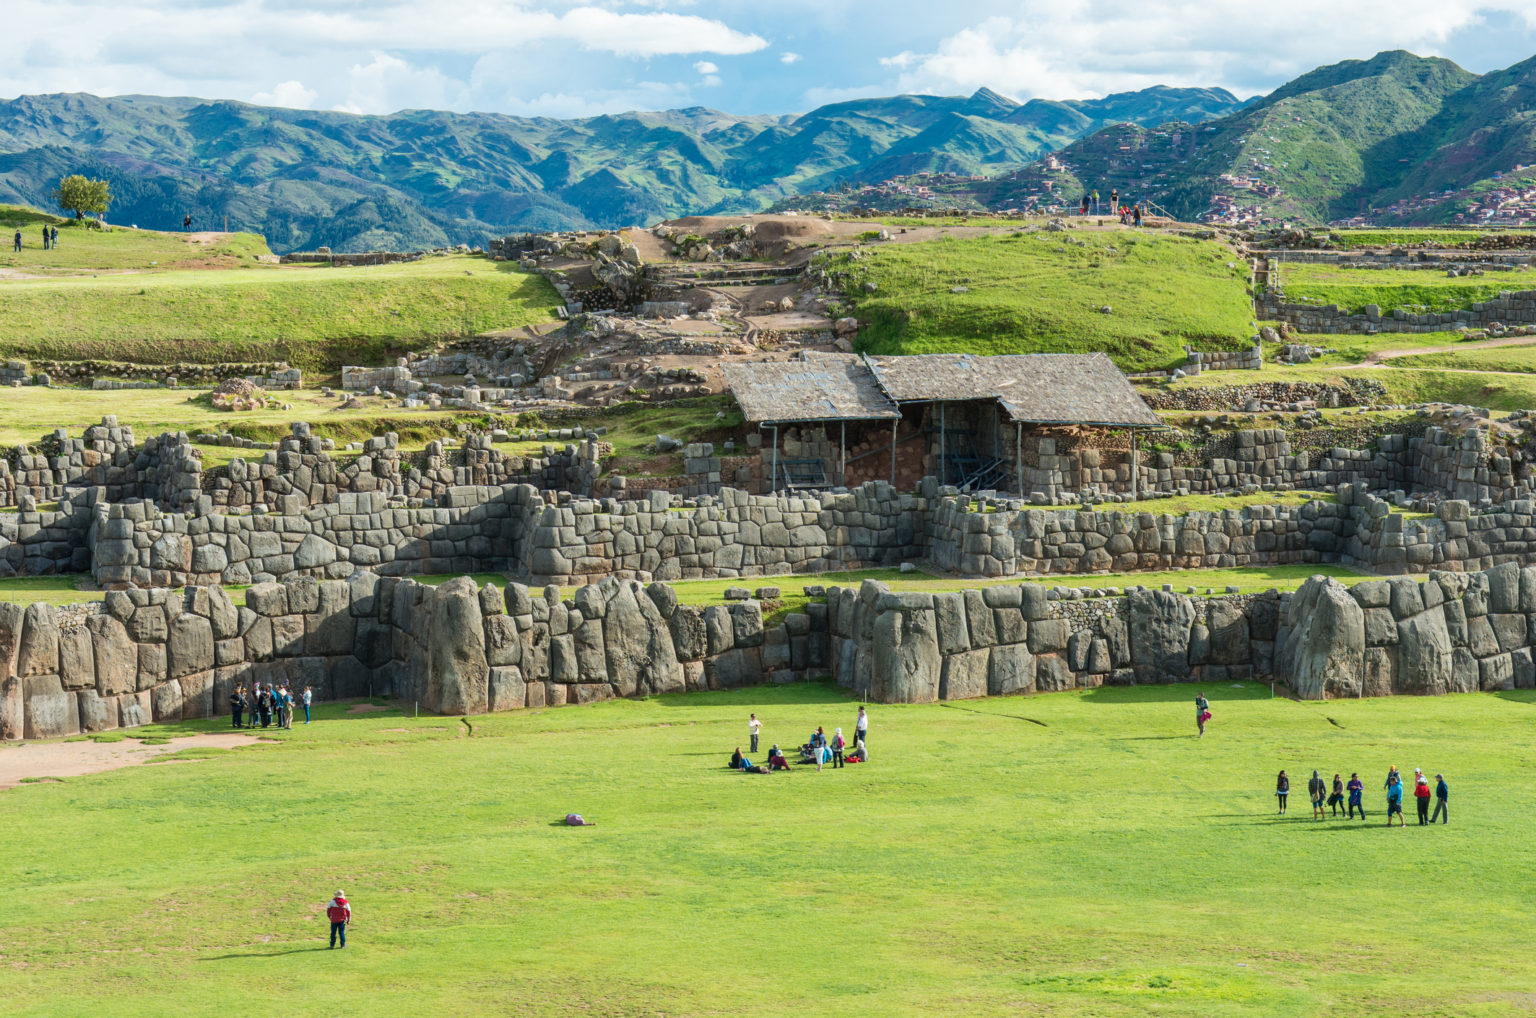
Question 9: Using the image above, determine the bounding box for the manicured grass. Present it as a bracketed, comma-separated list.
[833, 231, 1255, 372]
[4, 683, 1534, 1015]
[1390, 344, 1536, 375]
[0, 255, 560, 371]
[1329, 228, 1518, 248]
[0, 205, 271, 271]
[0, 576, 103, 606]
[1280, 262, 1536, 315]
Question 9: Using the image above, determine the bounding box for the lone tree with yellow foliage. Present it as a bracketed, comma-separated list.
[52, 174, 112, 221]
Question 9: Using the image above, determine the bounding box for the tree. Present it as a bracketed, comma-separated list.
[52, 174, 112, 220]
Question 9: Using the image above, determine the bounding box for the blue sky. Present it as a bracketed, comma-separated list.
[6, 1, 1536, 118]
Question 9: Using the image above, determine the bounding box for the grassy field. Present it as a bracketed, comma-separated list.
[1389, 343, 1536, 374]
[0, 255, 559, 372]
[1279, 262, 1536, 315]
[0, 205, 271, 271]
[1328, 228, 1494, 248]
[832, 231, 1255, 372]
[4, 682, 1535, 1016]
[1167, 359, 1536, 411]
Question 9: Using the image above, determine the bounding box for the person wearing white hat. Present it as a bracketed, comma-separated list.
[326, 890, 351, 949]
[832, 727, 846, 769]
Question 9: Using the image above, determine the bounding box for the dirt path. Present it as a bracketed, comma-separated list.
[0, 732, 262, 790]
[1349, 333, 1536, 366]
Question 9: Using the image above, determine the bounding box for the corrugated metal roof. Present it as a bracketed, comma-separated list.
[722, 353, 901, 425]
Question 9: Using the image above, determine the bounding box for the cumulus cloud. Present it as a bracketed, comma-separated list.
[694, 61, 719, 74]
[780, 52, 801, 64]
[250, 80, 318, 110]
[879, 1, 1532, 99]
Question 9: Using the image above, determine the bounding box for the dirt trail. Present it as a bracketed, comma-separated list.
[1354, 333, 1536, 366]
[0, 732, 262, 790]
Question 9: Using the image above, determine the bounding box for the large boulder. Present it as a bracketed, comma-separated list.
[426, 577, 489, 714]
[1280, 577, 1365, 698]
[15, 602, 60, 677]
[23, 675, 78, 739]
[603, 580, 683, 696]
[1127, 589, 1196, 683]
[871, 607, 941, 703]
[1395, 607, 1454, 695]
[87, 615, 138, 696]
[167, 615, 216, 680]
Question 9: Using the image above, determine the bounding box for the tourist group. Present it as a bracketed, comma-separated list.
[1275, 767, 1449, 825]
[730, 707, 869, 773]
[229, 683, 312, 729]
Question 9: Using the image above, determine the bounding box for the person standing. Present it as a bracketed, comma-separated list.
[183, 213, 192, 232]
[832, 727, 846, 769]
[1308, 770, 1327, 819]
[1133, 205, 1143, 227]
[1414, 770, 1432, 825]
[748, 713, 761, 755]
[855, 706, 868, 750]
[230, 685, 246, 729]
[1328, 773, 1345, 817]
[1432, 773, 1449, 824]
[1385, 767, 1404, 827]
[1275, 770, 1289, 814]
[40, 225, 49, 250]
[50, 225, 58, 249]
[303, 686, 313, 724]
[326, 890, 351, 949]
[813, 726, 827, 772]
[11, 229, 20, 252]
[1080, 193, 1089, 215]
[1091, 189, 1100, 213]
[257, 685, 272, 728]
[1194, 692, 1209, 737]
[1347, 773, 1365, 819]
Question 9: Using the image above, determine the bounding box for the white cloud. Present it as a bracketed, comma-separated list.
[250, 79, 318, 109]
[694, 61, 719, 74]
[879, 2, 1527, 99]
[780, 52, 801, 64]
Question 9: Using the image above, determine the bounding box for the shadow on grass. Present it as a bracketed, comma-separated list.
[201, 946, 332, 960]
[1081, 682, 1276, 705]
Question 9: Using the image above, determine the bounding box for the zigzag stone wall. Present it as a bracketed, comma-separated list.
[0, 574, 767, 741]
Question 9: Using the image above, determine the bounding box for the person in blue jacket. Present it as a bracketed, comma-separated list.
[1384, 766, 1405, 827]
[1431, 774, 1449, 824]
[1347, 773, 1365, 820]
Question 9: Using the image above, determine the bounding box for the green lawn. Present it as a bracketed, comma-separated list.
[1167, 360, 1536, 411]
[0, 255, 560, 371]
[1389, 343, 1536, 375]
[832, 230, 1255, 372]
[1327, 228, 1536, 248]
[1279, 262, 1536, 315]
[4, 683, 1535, 1015]
[0, 205, 271, 271]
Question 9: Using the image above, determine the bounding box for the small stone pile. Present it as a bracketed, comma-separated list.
[209, 378, 268, 412]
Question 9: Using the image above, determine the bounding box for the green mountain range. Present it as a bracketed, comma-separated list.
[0, 86, 1243, 252]
[999, 50, 1536, 226]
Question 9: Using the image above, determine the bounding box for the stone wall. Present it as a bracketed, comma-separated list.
[1258, 288, 1536, 334]
[0, 573, 766, 741]
[813, 560, 1536, 703]
[0, 359, 299, 389]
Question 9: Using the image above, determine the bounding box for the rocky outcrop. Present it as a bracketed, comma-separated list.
[1279, 577, 1364, 698]
[426, 577, 489, 715]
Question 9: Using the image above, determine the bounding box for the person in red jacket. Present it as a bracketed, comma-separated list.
[327, 891, 351, 948]
[1413, 769, 1432, 825]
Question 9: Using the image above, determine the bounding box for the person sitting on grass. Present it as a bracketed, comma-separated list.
[768, 745, 790, 770]
[730, 747, 745, 770]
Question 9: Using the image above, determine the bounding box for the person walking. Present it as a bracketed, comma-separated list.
[1414, 770, 1432, 825]
[1275, 770, 1289, 814]
[748, 713, 761, 755]
[303, 686, 313, 724]
[1328, 773, 1345, 817]
[326, 890, 351, 949]
[182, 213, 192, 232]
[1194, 692, 1210, 737]
[1347, 772, 1365, 820]
[855, 706, 868, 749]
[230, 685, 246, 729]
[1308, 770, 1327, 820]
[1432, 773, 1449, 824]
[1385, 767, 1404, 827]
[832, 727, 846, 769]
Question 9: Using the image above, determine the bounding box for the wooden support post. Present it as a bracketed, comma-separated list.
[1131, 429, 1139, 501]
[840, 421, 847, 487]
[940, 402, 947, 487]
[1016, 422, 1023, 497]
[890, 419, 898, 486]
